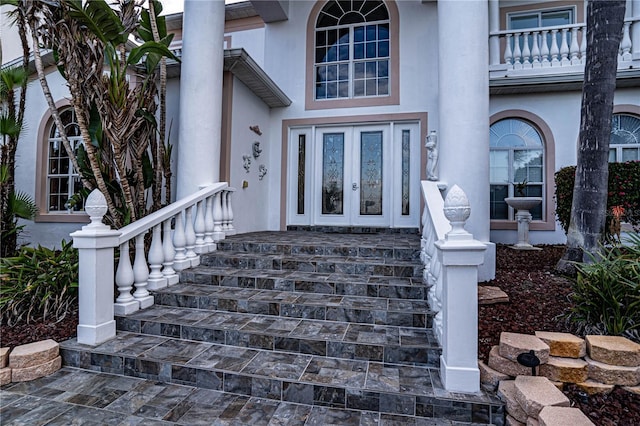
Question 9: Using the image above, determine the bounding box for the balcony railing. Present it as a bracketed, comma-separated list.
[490, 17, 638, 76]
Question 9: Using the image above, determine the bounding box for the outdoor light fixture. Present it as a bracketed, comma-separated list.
[516, 350, 540, 376]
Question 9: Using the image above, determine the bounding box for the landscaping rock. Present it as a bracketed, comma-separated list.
[0, 367, 11, 385]
[489, 345, 535, 377]
[586, 335, 640, 367]
[535, 331, 586, 358]
[11, 355, 61, 382]
[538, 406, 595, 426]
[9, 339, 59, 369]
[480, 360, 511, 391]
[622, 385, 640, 396]
[526, 417, 539, 426]
[586, 356, 640, 386]
[506, 414, 525, 426]
[513, 376, 570, 418]
[478, 286, 510, 305]
[499, 332, 550, 364]
[576, 380, 615, 396]
[539, 356, 588, 383]
[498, 380, 528, 423]
[0, 347, 9, 368]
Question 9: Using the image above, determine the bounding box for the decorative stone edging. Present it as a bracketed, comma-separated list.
[0, 339, 61, 385]
[481, 331, 640, 426]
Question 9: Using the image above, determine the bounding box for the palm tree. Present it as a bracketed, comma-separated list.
[557, 0, 626, 273]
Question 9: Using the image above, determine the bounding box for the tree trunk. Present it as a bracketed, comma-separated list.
[557, 0, 626, 274]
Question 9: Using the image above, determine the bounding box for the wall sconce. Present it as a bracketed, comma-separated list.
[242, 155, 251, 173]
[252, 141, 262, 159]
[258, 164, 267, 180]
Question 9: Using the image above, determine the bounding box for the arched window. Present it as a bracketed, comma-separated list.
[314, 0, 390, 100]
[609, 113, 640, 162]
[490, 118, 544, 220]
[46, 108, 84, 213]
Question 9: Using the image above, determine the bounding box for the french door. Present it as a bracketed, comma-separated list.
[288, 122, 420, 228]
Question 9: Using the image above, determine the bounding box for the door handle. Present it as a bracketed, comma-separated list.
[352, 183, 359, 191]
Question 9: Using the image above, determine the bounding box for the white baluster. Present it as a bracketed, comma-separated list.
[225, 191, 235, 235]
[203, 195, 215, 251]
[184, 205, 200, 266]
[173, 211, 189, 271]
[114, 241, 138, 315]
[194, 199, 206, 254]
[522, 32, 531, 67]
[132, 233, 154, 309]
[212, 191, 224, 242]
[580, 26, 587, 64]
[550, 29, 559, 65]
[621, 22, 632, 61]
[147, 224, 167, 290]
[513, 33, 522, 69]
[504, 34, 514, 69]
[221, 191, 230, 233]
[162, 218, 179, 285]
[570, 27, 580, 65]
[560, 28, 570, 65]
[531, 31, 541, 67]
[541, 30, 550, 66]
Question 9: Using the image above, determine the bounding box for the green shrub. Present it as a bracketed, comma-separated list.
[555, 161, 640, 240]
[564, 233, 640, 340]
[0, 240, 79, 326]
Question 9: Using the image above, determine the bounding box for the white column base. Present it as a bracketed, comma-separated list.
[166, 274, 180, 286]
[137, 295, 155, 309]
[173, 259, 191, 271]
[77, 320, 116, 346]
[114, 301, 139, 316]
[147, 277, 168, 291]
[189, 257, 201, 268]
[440, 355, 480, 394]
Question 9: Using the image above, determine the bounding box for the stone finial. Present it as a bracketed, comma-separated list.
[443, 184, 471, 236]
[84, 189, 109, 229]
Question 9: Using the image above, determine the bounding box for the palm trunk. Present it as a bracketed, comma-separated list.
[558, 0, 626, 273]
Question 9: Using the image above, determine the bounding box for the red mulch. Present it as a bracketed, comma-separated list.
[1, 245, 638, 423]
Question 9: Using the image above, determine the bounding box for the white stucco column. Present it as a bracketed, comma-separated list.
[177, 0, 225, 199]
[631, 0, 640, 60]
[437, 0, 495, 280]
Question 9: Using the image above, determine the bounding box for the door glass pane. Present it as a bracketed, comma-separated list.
[322, 133, 344, 215]
[297, 135, 306, 215]
[360, 131, 383, 215]
[401, 129, 410, 216]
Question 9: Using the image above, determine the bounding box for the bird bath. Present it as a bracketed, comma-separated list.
[505, 197, 542, 250]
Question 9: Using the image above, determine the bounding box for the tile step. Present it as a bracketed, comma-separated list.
[199, 252, 423, 278]
[153, 284, 433, 328]
[116, 305, 438, 365]
[179, 266, 428, 299]
[59, 332, 502, 423]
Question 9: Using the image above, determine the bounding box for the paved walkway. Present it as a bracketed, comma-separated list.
[1, 368, 487, 425]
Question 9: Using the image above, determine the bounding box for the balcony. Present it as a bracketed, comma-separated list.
[489, 16, 640, 93]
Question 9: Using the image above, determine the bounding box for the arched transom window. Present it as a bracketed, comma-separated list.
[490, 118, 545, 220]
[47, 108, 84, 213]
[315, 1, 390, 100]
[609, 113, 640, 162]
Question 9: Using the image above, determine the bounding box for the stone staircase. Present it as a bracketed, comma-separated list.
[60, 231, 503, 424]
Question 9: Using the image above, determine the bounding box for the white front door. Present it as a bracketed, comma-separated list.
[287, 122, 421, 228]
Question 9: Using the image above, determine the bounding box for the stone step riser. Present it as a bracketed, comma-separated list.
[199, 256, 422, 278]
[217, 241, 420, 261]
[153, 295, 433, 329]
[115, 317, 439, 367]
[59, 335, 499, 422]
[179, 270, 427, 300]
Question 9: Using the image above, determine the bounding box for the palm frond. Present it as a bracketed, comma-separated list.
[9, 190, 38, 220]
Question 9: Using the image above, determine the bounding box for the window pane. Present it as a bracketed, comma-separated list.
[354, 80, 365, 96]
[514, 149, 543, 183]
[366, 42, 376, 58]
[510, 14, 538, 30]
[354, 62, 365, 79]
[378, 40, 389, 57]
[378, 60, 388, 77]
[327, 82, 338, 98]
[542, 10, 572, 27]
[354, 26, 365, 42]
[378, 78, 388, 95]
[622, 147, 640, 162]
[524, 185, 543, 220]
[339, 45, 349, 61]
[490, 185, 509, 219]
[316, 31, 326, 47]
[354, 43, 364, 59]
[490, 150, 509, 182]
[609, 149, 617, 163]
[366, 25, 376, 41]
[339, 64, 349, 80]
[378, 24, 389, 40]
[316, 47, 327, 63]
[366, 79, 377, 96]
[338, 81, 349, 97]
[366, 61, 376, 77]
